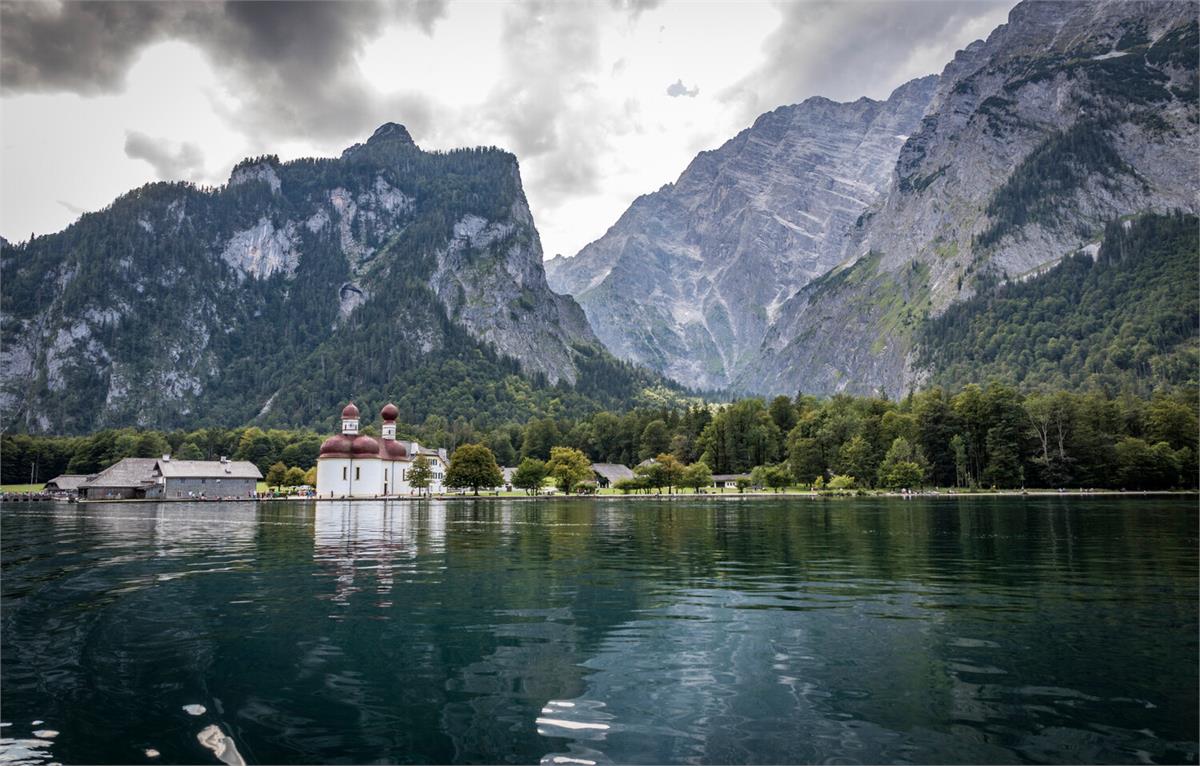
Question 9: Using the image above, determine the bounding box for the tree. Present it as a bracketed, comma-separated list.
[521, 418, 560, 460]
[836, 435, 875, 488]
[681, 462, 713, 493]
[237, 427, 276, 474]
[133, 431, 171, 459]
[546, 446, 592, 493]
[696, 399, 782, 473]
[408, 454, 433, 496]
[828, 474, 855, 490]
[982, 383, 1026, 488]
[512, 457, 548, 495]
[1115, 437, 1182, 489]
[769, 395, 798, 435]
[1025, 392, 1073, 486]
[638, 420, 671, 462]
[446, 443, 504, 495]
[175, 441, 204, 460]
[303, 466, 317, 486]
[752, 463, 791, 492]
[283, 466, 307, 487]
[487, 431, 518, 467]
[614, 477, 648, 494]
[914, 388, 958, 486]
[765, 463, 793, 492]
[950, 434, 970, 488]
[265, 461, 287, 488]
[734, 476, 751, 493]
[786, 429, 825, 484]
[877, 437, 927, 489]
[655, 453, 684, 493]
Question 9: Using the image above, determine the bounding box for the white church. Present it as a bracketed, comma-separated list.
[315, 402, 449, 498]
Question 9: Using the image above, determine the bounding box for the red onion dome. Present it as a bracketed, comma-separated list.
[380, 403, 399, 421]
[351, 434, 381, 456]
[319, 434, 354, 457]
[341, 402, 360, 418]
[379, 439, 408, 460]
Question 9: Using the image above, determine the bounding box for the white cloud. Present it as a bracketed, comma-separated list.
[666, 79, 699, 98]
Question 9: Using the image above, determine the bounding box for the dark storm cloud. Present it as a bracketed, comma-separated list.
[0, 2, 197, 93]
[0, 0, 447, 144]
[124, 131, 205, 180]
[721, 0, 1013, 119]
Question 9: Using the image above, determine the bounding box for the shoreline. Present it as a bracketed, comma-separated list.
[4, 489, 1194, 505]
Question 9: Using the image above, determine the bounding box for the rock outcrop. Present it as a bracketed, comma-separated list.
[0, 125, 616, 433]
[546, 76, 939, 391]
[743, 0, 1198, 396]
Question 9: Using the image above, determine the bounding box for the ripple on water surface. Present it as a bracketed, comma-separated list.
[0, 497, 1196, 764]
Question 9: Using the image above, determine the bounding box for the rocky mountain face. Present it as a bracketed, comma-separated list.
[744, 0, 1198, 396]
[0, 124, 641, 434]
[546, 76, 939, 391]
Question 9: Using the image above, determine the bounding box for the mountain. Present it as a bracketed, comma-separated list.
[0, 124, 678, 434]
[915, 211, 1198, 394]
[545, 75, 940, 391]
[744, 0, 1198, 396]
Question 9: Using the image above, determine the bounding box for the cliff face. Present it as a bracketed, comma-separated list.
[0, 124, 608, 433]
[546, 76, 940, 391]
[744, 0, 1198, 396]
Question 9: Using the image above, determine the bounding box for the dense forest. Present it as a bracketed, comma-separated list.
[5, 383, 1196, 491]
[919, 212, 1199, 393]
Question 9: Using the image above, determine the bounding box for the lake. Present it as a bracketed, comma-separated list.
[1, 496, 1196, 765]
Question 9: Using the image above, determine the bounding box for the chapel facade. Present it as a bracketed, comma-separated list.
[315, 403, 447, 498]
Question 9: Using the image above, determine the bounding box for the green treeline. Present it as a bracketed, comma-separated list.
[921, 212, 1199, 393]
[6, 384, 1196, 491]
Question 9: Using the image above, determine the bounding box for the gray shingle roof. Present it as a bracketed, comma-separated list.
[44, 475, 89, 491]
[592, 463, 634, 483]
[82, 458, 160, 488]
[156, 460, 263, 480]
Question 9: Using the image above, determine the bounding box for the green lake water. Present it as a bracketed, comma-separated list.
[1, 496, 1196, 765]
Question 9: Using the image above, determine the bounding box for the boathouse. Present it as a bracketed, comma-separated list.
[43, 474, 89, 495]
[78, 458, 162, 500]
[155, 457, 262, 498]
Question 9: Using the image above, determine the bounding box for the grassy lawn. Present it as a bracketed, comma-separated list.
[1, 484, 46, 493]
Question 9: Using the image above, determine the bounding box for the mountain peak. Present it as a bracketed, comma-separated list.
[368, 122, 415, 146]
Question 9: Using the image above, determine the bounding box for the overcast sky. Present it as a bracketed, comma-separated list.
[0, 0, 1015, 260]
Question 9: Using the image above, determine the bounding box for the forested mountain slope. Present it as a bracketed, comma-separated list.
[745, 0, 1198, 396]
[916, 212, 1198, 393]
[0, 124, 681, 434]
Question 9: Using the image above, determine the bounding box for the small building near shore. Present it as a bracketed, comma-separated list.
[711, 473, 751, 489]
[43, 474, 89, 495]
[155, 457, 261, 498]
[316, 402, 448, 498]
[499, 466, 517, 491]
[592, 463, 634, 488]
[79, 458, 162, 500]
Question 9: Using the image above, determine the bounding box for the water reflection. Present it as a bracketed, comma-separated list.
[1, 497, 1196, 764]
